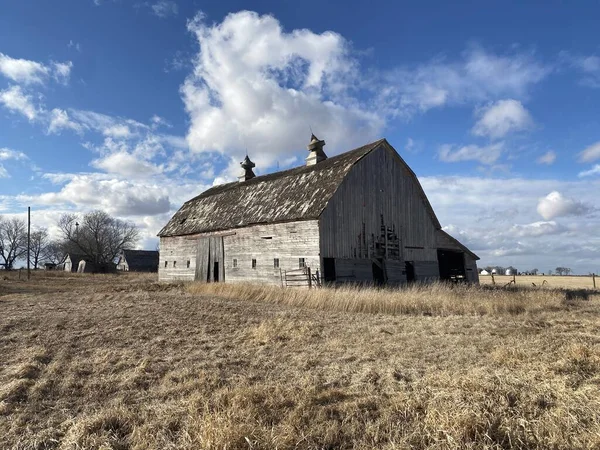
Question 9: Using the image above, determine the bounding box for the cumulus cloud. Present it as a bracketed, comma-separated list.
[182, 11, 384, 169]
[578, 141, 600, 163]
[91, 151, 162, 178]
[380, 46, 549, 116]
[420, 177, 600, 273]
[537, 150, 556, 165]
[0, 165, 8, 178]
[438, 142, 504, 165]
[0, 52, 73, 85]
[22, 174, 171, 216]
[0, 53, 49, 84]
[536, 191, 591, 220]
[0, 85, 40, 120]
[472, 99, 533, 139]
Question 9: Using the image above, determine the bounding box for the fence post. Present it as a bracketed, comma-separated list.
[594, 273, 596, 289]
[280, 268, 284, 288]
[307, 267, 312, 289]
[513, 273, 516, 285]
[491, 273, 495, 285]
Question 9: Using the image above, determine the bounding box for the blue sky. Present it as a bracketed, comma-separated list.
[1, 0, 600, 273]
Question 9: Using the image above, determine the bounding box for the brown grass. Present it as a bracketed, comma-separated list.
[186, 281, 594, 317]
[1, 272, 600, 449]
[480, 274, 598, 290]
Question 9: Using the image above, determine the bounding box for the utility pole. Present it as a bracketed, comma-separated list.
[27, 206, 31, 280]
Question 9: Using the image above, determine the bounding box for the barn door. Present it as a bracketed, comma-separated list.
[195, 237, 224, 282]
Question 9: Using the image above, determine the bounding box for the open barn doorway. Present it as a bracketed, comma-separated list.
[195, 237, 224, 282]
[437, 249, 466, 282]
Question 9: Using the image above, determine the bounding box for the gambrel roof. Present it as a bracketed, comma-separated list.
[159, 140, 386, 237]
[158, 139, 449, 244]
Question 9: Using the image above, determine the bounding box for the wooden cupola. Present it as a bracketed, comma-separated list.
[238, 154, 256, 182]
[306, 133, 327, 166]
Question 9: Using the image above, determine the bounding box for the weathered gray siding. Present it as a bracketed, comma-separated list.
[159, 236, 198, 281]
[159, 220, 320, 284]
[319, 144, 439, 283]
[465, 258, 479, 283]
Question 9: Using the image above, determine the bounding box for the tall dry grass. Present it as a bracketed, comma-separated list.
[2, 274, 600, 449]
[187, 282, 574, 316]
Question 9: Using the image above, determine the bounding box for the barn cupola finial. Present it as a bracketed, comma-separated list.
[306, 133, 327, 166]
[238, 154, 256, 182]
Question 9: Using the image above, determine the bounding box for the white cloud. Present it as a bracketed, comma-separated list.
[0, 165, 8, 178]
[91, 151, 162, 178]
[0, 148, 28, 161]
[537, 150, 556, 165]
[51, 61, 73, 84]
[151, 1, 178, 17]
[69, 109, 147, 136]
[578, 141, 600, 163]
[0, 52, 48, 84]
[472, 99, 533, 139]
[0, 85, 40, 120]
[21, 174, 171, 216]
[381, 46, 549, 116]
[0, 52, 73, 86]
[47, 108, 84, 134]
[536, 191, 591, 220]
[421, 176, 600, 273]
[103, 124, 134, 139]
[509, 221, 566, 237]
[438, 142, 504, 165]
[578, 164, 600, 178]
[182, 11, 385, 170]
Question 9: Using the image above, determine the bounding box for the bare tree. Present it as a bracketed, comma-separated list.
[29, 228, 50, 269]
[44, 240, 67, 265]
[0, 217, 27, 270]
[57, 210, 139, 270]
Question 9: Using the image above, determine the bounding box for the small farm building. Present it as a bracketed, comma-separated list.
[116, 249, 159, 272]
[60, 253, 89, 273]
[158, 136, 479, 285]
[479, 269, 489, 275]
[59, 253, 115, 273]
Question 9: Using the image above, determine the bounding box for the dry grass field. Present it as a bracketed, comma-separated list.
[1, 272, 600, 449]
[479, 275, 597, 290]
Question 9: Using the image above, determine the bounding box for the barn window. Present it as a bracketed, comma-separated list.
[187, 260, 190, 268]
[173, 261, 177, 268]
[233, 258, 238, 268]
[273, 258, 279, 269]
[252, 259, 257, 269]
[299, 258, 306, 268]
[164, 261, 168, 268]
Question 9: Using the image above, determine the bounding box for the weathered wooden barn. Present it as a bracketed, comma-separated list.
[116, 249, 159, 272]
[158, 136, 479, 285]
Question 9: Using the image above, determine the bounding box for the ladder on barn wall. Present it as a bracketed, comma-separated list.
[281, 267, 321, 288]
